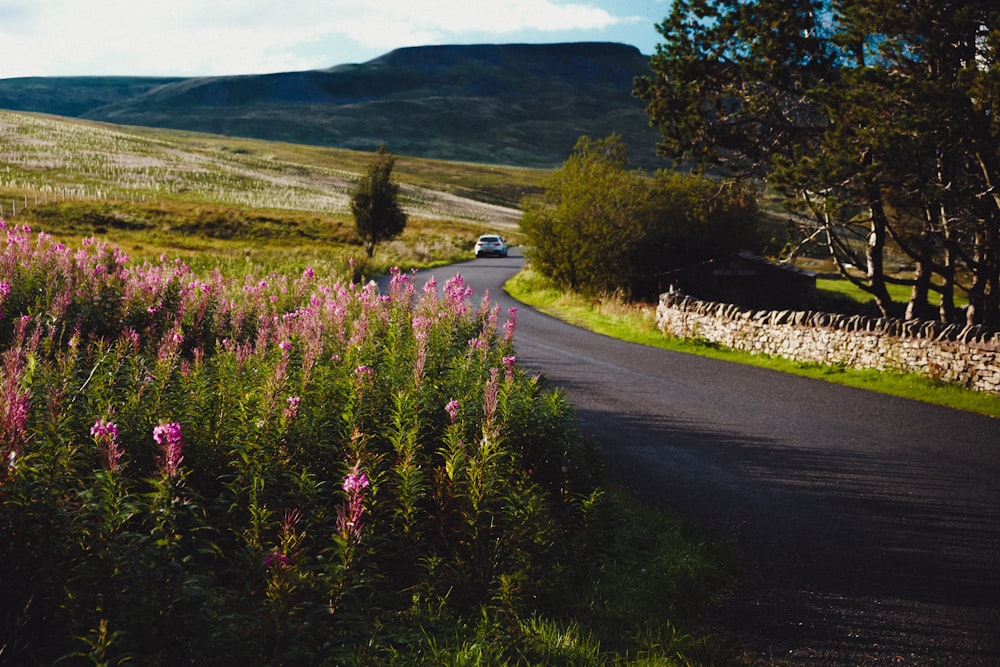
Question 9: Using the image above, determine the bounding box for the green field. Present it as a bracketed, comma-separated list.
[0, 109, 543, 276]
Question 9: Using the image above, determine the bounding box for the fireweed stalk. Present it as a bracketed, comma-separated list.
[264, 508, 305, 616]
[91, 418, 123, 472]
[0, 317, 33, 483]
[330, 463, 370, 615]
[152, 421, 184, 478]
[337, 463, 370, 544]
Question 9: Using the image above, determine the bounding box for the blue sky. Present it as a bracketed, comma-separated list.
[0, 1, 670, 79]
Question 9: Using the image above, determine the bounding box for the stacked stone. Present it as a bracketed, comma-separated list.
[657, 292, 1000, 394]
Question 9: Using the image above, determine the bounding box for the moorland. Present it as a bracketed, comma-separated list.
[0, 42, 663, 169]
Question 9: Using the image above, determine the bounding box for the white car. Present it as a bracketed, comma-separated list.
[474, 234, 508, 258]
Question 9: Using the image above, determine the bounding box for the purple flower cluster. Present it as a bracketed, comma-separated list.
[445, 399, 461, 425]
[337, 464, 370, 543]
[152, 421, 183, 477]
[483, 367, 500, 422]
[91, 419, 123, 471]
[0, 280, 9, 321]
[502, 355, 517, 380]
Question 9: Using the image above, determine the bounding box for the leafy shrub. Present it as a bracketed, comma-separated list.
[0, 221, 598, 665]
[520, 135, 763, 300]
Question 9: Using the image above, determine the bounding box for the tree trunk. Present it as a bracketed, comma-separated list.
[937, 239, 957, 324]
[866, 197, 895, 318]
[905, 218, 935, 321]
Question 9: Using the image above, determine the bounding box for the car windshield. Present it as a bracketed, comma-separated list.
[480, 237, 500, 243]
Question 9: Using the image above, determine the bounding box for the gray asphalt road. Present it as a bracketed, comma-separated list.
[408, 249, 1000, 665]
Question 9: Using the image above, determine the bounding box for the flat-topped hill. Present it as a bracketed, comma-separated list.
[0, 43, 662, 168]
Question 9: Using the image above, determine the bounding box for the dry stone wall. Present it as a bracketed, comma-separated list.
[656, 291, 1000, 394]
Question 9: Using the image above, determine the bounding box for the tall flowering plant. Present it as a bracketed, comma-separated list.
[328, 463, 371, 617]
[152, 421, 184, 478]
[0, 223, 595, 664]
[91, 419, 124, 472]
[337, 463, 370, 545]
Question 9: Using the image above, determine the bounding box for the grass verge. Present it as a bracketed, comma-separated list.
[506, 268, 1000, 419]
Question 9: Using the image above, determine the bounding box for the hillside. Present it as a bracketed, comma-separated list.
[0, 76, 184, 118]
[0, 109, 530, 226]
[0, 43, 663, 168]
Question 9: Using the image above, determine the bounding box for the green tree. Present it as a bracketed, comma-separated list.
[351, 144, 407, 258]
[635, 0, 1000, 325]
[520, 135, 760, 299]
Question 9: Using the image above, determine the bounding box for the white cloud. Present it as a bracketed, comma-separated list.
[0, 0, 637, 77]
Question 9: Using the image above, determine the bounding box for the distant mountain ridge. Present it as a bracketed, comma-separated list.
[0, 43, 662, 168]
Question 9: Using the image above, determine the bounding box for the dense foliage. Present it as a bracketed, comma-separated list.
[636, 0, 1000, 325]
[0, 221, 614, 665]
[519, 135, 762, 300]
[350, 145, 408, 258]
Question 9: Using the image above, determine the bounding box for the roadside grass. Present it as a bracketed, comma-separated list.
[506, 268, 1000, 419]
[385, 489, 737, 666]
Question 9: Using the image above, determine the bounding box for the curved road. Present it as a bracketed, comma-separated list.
[410, 249, 1000, 665]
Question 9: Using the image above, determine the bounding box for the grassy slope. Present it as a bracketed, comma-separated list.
[0, 109, 543, 274]
[0, 43, 664, 169]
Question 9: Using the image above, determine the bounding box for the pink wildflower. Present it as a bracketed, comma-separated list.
[445, 399, 460, 424]
[342, 468, 370, 493]
[483, 367, 500, 422]
[337, 463, 370, 544]
[503, 307, 517, 345]
[443, 274, 474, 315]
[282, 507, 302, 533]
[1, 339, 31, 478]
[265, 549, 291, 569]
[502, 355, 517, 380]
[91, 419, 123, 471]
[152, 421, 183, 477]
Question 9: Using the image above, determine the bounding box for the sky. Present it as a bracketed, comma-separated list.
[0, 1, 670, 79]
